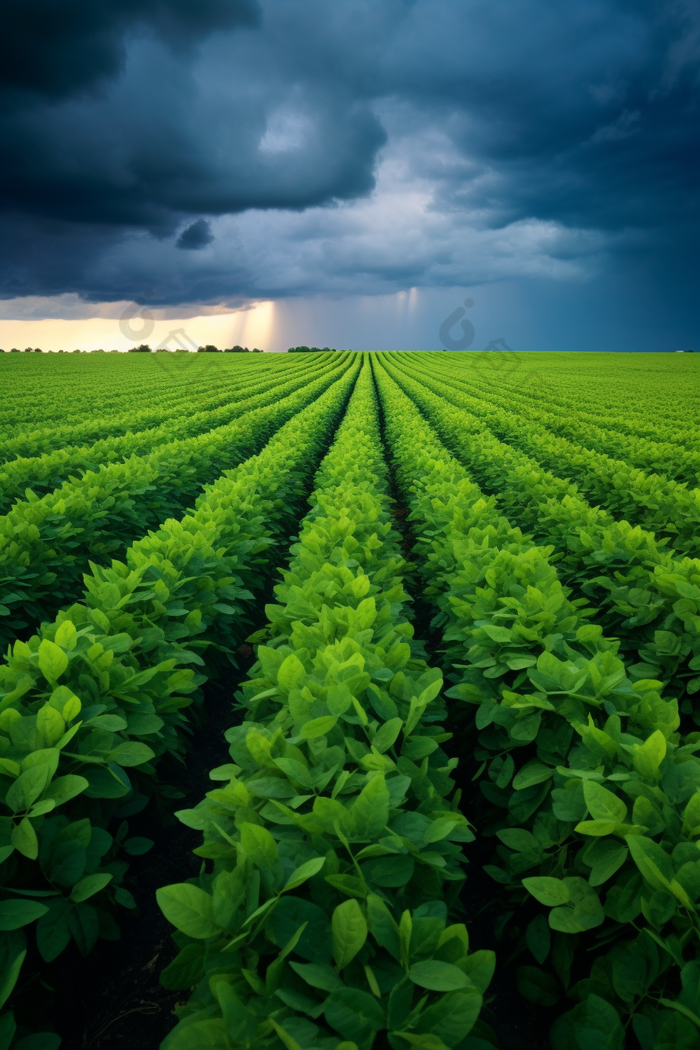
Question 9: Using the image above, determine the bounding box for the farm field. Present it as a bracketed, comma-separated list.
[0, 349, 699, 1050]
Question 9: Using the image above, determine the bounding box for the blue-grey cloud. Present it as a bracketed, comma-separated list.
[0, 0, 697, 342]
[176, 218, 215, 249]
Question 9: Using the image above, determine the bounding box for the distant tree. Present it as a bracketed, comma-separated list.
[128, 344, 152, 353]
[10, 348, 19, 352]
[252, 347, 263, 352]
[287, 346, 335, 353]
[197, 344, 221, 352]
[33, 347, 42, 352]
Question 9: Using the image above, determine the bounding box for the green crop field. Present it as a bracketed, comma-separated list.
[0, 349, 698, 1050]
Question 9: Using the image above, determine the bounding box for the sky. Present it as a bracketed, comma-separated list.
[0, 0, 697, 352]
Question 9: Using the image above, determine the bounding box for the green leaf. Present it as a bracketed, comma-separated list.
[11, 818, 38, 860]
[289, 961, 345, 993]
[156, 884, 220, 939]
[106, 742, 156, 767]
[0, 933, 26, 1009]
[160, 943, 206, 990]
[548, 877, 605, 934]
[277, 653, 306, 692]
[36, 901, 72, 962]
[332, 898, 368, 970]
[161, 1019, 229, 1049]
[632, 730, 667, 780]
[512, 761, 554, 791]
[240, 822, 278, 869]
[583, 781, 627, 823]
[70, 873, 113, 902]
[283, 856, 326, 892]
[352, 774, 390, 839]
[299, 715, 338, 739]
[626, 835, 674, 893]
[408, 960, 470, 991]
[373, 717, 403, 754]
[6, 767, 50, 814]
[324, 987, 385, 1044]
[123, 836, 153, 856]
[522, 877, 570, 907]
[414, 988, 482, 1044]
[525, 914, 551, 964]
[42, 775, 89, 807]
[0, 899, 49, 931]
[38, 640, 68, 682]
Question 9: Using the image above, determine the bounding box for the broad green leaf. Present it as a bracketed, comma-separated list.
[156, 884, 220, 939]
[299, 715, 338, 739]
[70, 873, 113, 902]
[283, 856, 326, 892]
[106, 742, 155, 767]
[324, 987, 385, 1044]
[42, 775, 89, 807]
[583, 781, 627, 823]
[332, 898, 367, 970]
[549, 877, 605, 934]
[6, 767, 50, 814]
[512, 760, 554, 791]
[408, 960, 470, 991]
[372, 717, 403, 754]
[522, 876, 569, 907]
[0, 899, 49, 931]
[352, 774, 389, 839]
[626, 835, 674, 893]
[632, 730, 667, 780]
[11, 818, 38, 859]
[277, 654, 306, 692]
[38, 640, 68, 682]
[240, 822, 278, 869]
[0, 937, 26, 1010]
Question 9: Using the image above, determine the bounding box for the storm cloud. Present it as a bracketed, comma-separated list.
[0, 0, 697, 321]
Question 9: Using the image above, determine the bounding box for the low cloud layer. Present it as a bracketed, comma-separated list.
[0, 0, 697, 330]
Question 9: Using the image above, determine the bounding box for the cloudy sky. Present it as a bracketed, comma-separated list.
[0, 0, 697, 351]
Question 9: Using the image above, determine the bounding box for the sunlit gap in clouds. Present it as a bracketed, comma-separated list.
[0, 300, 278, 353]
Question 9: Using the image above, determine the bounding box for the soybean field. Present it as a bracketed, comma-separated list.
[0, 348, 699, 1050]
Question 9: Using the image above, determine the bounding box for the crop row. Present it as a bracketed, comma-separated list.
[388, 354, 700, 553]
[0, 361, 360, 1046]
[380, 355, 700, 714]
[0, 355, 352, 647]
[155, 359, 495, 1050]
[408, 353, 700, 486]
[0, 353, 338, 510]
[0, 353, 328, 460]
[0, 351, 282, 432]
[422, 351, 698, 449]
[373, 357, 700, 1050]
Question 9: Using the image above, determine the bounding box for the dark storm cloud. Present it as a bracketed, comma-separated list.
[0, 0, 260, 102]
[0, 0, 697, 305]
[177, 218, 215, 249]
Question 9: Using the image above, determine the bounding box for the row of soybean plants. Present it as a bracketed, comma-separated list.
[0, 361, 360, 1048]
[0, 353, 333, 509]
[387, 354, 700, 553]
[432, 351, 698, 451]
[409, 353, 700, 487]
[0, 354, 352, 646]
[0, 351, 319, 462]
[0, 350, 269, 434]
[153, 359, 496, 1050]
[381, 354, 700, 717]
[419, 350, 700, 493]
[374, 357, 700, 1050]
